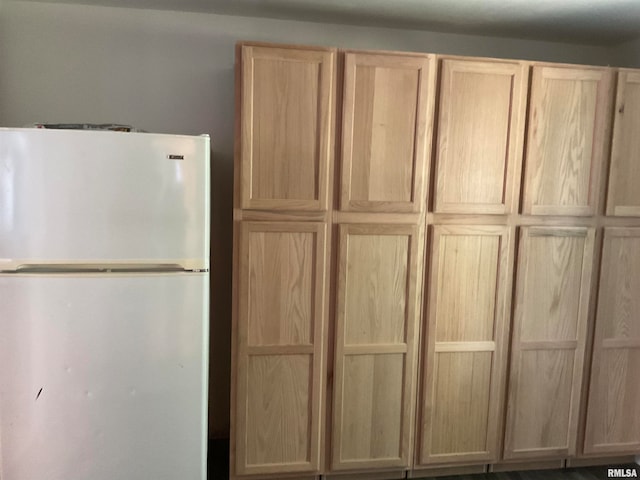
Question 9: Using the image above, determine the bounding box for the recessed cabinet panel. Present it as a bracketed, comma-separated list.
[332, 224, 423, 470]
[434, 59, 526, 214]
[235, 222, 327, 475]
[418, 226, 511, 465]
[607, 70, 640, 216]
[585, 228, 640, 455]
[504, 227, 594, 460]
[340, 52, 435, 212]
[523, 66, 612, 216]
[240, 45, 335, 210]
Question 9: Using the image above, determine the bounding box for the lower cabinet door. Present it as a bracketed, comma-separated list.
[417, 225, 512, 465]
[233, 222, 328, 476]
[331, 224, 424, 470]
[584, 228, 640, 455]
[504, 227, 595, 460]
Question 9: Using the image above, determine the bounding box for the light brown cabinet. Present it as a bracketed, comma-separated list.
[340, 52, 434, 213]
[504, 227, 595, 460]
[233, 222, 329, 475]
[607, 70, 640, 216]
[522, 65, 613, 216]
[232, 42, 640, 480]
[418, 225, 512, 466]
[331, 224, 423, 470]
[239, 44, 335, 211]
[584, 228, 640, 455]
[433, 58, 527, 214]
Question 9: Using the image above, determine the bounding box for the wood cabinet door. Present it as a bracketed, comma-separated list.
[239, 44, 335, 211]
[331, 224, 423, 470]
[418, 225, 512, 465]
[340, 52, 435, 213]
[607, 69, 640, 217]
[433, 58, 527, 214]
[234, 222, 328, 475]
[584, 228, 640, 455]
[522, 65, 613, 216]
[504, 227, 595, 460]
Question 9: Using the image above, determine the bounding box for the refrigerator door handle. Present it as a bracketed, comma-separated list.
[5, 263, 187, 273]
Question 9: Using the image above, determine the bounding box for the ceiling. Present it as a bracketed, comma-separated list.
[17, 0, 640, 45]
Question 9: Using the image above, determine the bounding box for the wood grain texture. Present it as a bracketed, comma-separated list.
[584, 228, 640, 455]
[240, 45, 335, 211]
[418, 225, 512, 465]
[332, 224, 423, 470]
[235, 222, 328, 475]
[340, 52, 435, 213]
[522, 65, 613, 216]
[607, 70, 640, 217]
[504, 227, 595, 460]
[434, 58, 527, 214]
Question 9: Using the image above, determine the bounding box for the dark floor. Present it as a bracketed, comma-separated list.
[209, 438, 230, 479]
[423, 464, 639, 480]
[207, 440, 637, 480]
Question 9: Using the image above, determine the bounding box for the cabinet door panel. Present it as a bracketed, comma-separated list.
[332, 224, 423, 470]
[235, 222, 327, 475]
[585, 228, 640, 455]
[607, 70, 640, 216]
[434, 59, 526, 214]
[418, 226, 511, 465]
[523, 66, 613, 216]
[504, 227, 594, 460]
[340, 52, 435, 213]
[240, 45, 335, 211]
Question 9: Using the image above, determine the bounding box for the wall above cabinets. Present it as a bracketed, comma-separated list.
[230, 41, 640, 480]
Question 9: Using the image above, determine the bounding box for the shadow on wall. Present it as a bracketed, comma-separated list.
[209, 149, 234, 440]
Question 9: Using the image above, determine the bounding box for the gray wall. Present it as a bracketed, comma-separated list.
[0, 0, 628, 439]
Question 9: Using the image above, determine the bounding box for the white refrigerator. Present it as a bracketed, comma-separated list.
[0, 128, 210, 480]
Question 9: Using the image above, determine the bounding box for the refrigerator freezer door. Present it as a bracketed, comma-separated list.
[0, 129, 210, 270]
[0, 273, 209, 480]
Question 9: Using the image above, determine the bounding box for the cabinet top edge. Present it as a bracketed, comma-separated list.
[236, 40, 337, 53]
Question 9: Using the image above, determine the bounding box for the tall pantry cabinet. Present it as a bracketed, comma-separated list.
[331, 51, 435, 473]
[232, 44, 335, 477]
[232, 41, 640, 480]
[417, 57, 526, 470]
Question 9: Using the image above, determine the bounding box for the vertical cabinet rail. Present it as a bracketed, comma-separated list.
[584, 228, 640, 455]
[433, 58, 527, 214]
[504, 227, 595, 460]
[522, 65, 613, 216]
[418, 225, 512, 465]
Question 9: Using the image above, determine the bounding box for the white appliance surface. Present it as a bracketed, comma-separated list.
[0, 128, 210, 480]
[0, 273, 209, 480]
[0, 128, 210, 270]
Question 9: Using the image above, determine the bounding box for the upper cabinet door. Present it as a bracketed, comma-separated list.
[522, 65, 613, 216]
[607, 69, 640, 217]
[584, 228, 640, 456]
[433, 58, 527, 214]
[340, 52, 435, 213]
[239, 44, 335, 211]
[504, 227, 594, 460]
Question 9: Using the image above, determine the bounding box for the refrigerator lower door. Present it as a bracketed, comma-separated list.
[0, 272, 208, 480]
